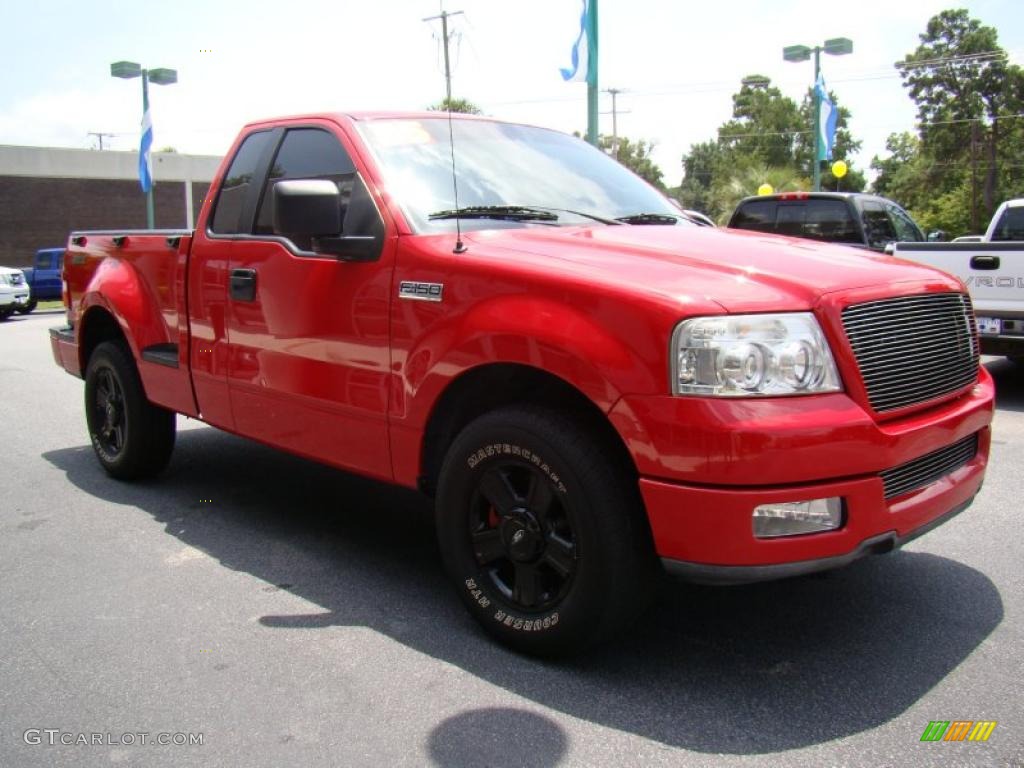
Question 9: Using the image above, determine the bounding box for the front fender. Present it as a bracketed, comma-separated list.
[397, 293, 661, 426]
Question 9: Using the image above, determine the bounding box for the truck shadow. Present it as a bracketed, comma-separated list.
[43, 429, 1002, 755]
[985, 357, 1024, 412]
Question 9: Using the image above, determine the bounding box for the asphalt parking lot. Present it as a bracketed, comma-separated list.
[1, 310, 1022, 767]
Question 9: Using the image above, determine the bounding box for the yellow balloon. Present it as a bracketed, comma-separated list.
[831, 160, 848, 179]
[757, 183, 774, 196]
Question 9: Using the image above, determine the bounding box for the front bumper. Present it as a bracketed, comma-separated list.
[613, 368, 994, 578]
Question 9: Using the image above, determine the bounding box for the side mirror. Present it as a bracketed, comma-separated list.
[273, 179, 342, 238]
[273, 179, 380, 261]
[927, 230, 947, 242]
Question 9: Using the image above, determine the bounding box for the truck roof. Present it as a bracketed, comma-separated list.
[241, 111, 515, 131]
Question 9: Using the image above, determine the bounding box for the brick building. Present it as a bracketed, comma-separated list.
[0, 145, 221, 267]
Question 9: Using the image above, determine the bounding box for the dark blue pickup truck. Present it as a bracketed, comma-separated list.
[17, 247, 63, 313]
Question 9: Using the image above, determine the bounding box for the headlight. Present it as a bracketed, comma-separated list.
[671, 313, 842, 396]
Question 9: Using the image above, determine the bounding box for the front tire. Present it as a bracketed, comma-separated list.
[16, 300, 37, 315]
[84, 341, 176, 480]
[435, 405, 656, 656]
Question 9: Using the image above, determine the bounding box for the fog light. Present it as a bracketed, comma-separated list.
[752, 498, 842, 538]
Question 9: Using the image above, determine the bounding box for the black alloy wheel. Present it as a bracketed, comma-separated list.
[469, 461, 579, 614]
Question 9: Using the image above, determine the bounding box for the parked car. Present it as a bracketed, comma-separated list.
[0, 267, 31, 320]
[15, 247, 64, 313]
[892, 198, 1024, 360]
[51, 112, 993, 656]
[727, 192, 926, 251]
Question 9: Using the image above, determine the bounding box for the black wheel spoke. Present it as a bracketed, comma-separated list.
[470, 528, 505, 566]
[479, 469, 518, 516]
[543, 534, 576, 578]
[513, 563, 542, 608]
[525, 473, 555, 519]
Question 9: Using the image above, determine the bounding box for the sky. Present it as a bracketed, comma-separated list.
[1, 0, 1022, 190]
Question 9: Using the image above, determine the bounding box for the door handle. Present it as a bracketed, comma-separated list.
[970, 255, 1000, 270]
[230, 268, 257, 301]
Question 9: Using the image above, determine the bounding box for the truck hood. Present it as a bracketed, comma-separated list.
[463, 225, 959, 313]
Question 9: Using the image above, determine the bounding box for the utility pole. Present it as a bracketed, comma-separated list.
[970, 120, 980, 233]
[423, 8, 464, 106]
[601, 88, 630, 157]
[87, 131, 116, 150]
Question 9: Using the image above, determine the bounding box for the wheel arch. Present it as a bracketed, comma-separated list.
[78, 305, 129, 373]
[418, 362, 638, 498]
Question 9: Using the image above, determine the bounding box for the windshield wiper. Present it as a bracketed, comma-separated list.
[528, 206, 622, 225]
[616, 212, 684, 225]
[429, 205, 559, 222]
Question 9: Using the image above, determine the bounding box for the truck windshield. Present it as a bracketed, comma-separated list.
[356, 117, 683, 233]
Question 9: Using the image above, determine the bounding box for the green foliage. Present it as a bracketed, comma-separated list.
[678, 75, 865, 221]
[428, 97, 483, 114]
[598, 134, 665, 190]
[707, 160, 809, 224]
[871, 8, 1024, 237]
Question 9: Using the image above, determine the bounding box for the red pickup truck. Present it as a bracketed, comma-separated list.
[51, 112, 994, 655]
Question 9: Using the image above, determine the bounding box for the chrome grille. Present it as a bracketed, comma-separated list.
[881, 433, 979, 500]
[842, 293, 978, 412]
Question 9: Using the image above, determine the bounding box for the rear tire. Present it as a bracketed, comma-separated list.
[435, 405, 657, 656]
[16, 300, 37, 315]
[84, 341, 176, 480]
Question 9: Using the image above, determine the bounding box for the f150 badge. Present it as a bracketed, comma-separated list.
[399, 281, 444, 302]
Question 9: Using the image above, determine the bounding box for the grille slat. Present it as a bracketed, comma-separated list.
[880, 434, 979, 499]
[842, 293, 979, 413]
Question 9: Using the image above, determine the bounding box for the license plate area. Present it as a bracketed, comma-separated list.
[976, 316, 1001, 335]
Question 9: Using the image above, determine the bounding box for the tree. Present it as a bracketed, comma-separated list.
[707, 160, 808, 223]
[679, 75, 866, 220]
[597, 135, 665, 190]
[897, 9, 1024, 220]
[676, 140, 722, 214]
[717, 76, 803, 168]
[428, 97, 483, 114]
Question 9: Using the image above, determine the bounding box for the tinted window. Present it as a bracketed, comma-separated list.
[210, 131, 273, 234]
[992, 206, 1024, 241]
[886, 203, 923, 242]
[861, 203, 898, 249]
[730, 200, 776, 232]
[255, 128, 357, 236]
[803, 201, 860, 243]
[37, 252, 55, 269]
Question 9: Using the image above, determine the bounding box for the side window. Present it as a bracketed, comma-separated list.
[730, 200, 776, 233]
[992, 207, 1024, 241]
[254, 128, 357, 241]
[861, 202, 898, 249]
[210, 131, 273, 234]
[37, 252, 54, 269]
[886, 203, 923, 242]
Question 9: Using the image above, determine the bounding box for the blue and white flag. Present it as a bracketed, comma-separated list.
[560, 0, 591, 83]
[139, 107, 153, 193]
[815, 73, 838, 161]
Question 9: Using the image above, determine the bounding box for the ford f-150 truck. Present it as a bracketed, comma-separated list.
[51, 112, 994, 656]
[893, 199, 1024, 360]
